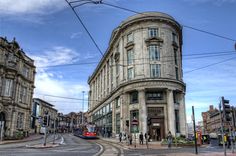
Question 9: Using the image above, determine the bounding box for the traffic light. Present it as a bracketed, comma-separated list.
[43, 116, 48, 126]
[222, 97, 231, 122]
[126, 120, 129, 127]
[147, 118, 151, 126]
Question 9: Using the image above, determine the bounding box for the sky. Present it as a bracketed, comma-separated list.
[0, 0, 236, 123]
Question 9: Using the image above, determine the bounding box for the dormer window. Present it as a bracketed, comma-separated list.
[148, 28, 158, 38]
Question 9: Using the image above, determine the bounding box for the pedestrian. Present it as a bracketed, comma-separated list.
[139, 132, 144, 145]
[167, 131, 173, 148]
[128, 133, 132, 145]
[119, 132, 122, 143]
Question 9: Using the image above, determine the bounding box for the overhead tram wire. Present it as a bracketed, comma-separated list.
[35, 93, 101, 102]
[65, 0, 104, 57]
[100, 1, 236, 42]
[184, 56, 236, 74]
[37, 50, 236, 68]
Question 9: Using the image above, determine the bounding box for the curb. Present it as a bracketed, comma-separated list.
[0, 135, 43, 145]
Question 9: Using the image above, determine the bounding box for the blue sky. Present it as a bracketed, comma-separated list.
[0, 0, 236, 123]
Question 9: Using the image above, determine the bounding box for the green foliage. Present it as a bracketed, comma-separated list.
[162, 136, 194, 145]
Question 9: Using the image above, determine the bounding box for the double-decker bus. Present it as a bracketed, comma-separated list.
[74, 123, 97, 139]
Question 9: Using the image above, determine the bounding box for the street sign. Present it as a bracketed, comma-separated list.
[132, 119, 139, 125]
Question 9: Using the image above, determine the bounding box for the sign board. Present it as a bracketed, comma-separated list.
[132, 119, 139, 125]
[153, 123, 160, 126]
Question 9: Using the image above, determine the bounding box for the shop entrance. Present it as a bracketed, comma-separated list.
[149, 118, 164, 141]
[147, 107, 165, 141]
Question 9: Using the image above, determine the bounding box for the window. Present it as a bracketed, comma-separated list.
[116, 63, 119, 76]
[146, 91, 163, 100]
[128, 67, 134, 80]
[175, 110, 180, 133]
[148, 28, 158, 38]
[130, 110, 139, 133]
[19, 86, 27, 103]
[4, 79, 13, 96]
[22, 65, 29, 78]
[16, 112, 24, 129]
[130, 91, 138, 104]
[116, 113, 120, 134]
[115, 97, 120, 108]
[127, 49, 134, 65]
[175, 67, 179, 80]
[172, 33, 177, 42]
[149, 45, 160, 61]
[127, 33, 133, 42]
[174, 49, 178, 65]
[150, 64, 161, 78]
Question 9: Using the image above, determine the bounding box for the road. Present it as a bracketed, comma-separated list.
[0, 134, 235, 156]
[0, 133, 100, 156]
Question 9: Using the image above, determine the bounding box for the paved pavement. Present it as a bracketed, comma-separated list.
[0, 134, 43, 145]
[99, 136, 236, 156]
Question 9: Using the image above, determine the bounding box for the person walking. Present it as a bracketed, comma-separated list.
[119, 132, 122, 143]
[139, 132, 144, 145]
[167, 131, 173, 148]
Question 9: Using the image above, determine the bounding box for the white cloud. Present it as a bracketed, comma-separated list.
[0, 0, 65, 16]
[31, 46, 80, 68]
[30, 46, 89, 113]
[70, 32, 83, 39]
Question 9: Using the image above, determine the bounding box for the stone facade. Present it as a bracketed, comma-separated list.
[87, 12, 187, 140]
[0, 37, 35, 139]
[31, 98, 58, 134]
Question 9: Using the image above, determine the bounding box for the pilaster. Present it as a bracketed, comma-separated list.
[179, 93, 187, 135]
[167, 89, 175, 136]
[138, 89, 147, 134]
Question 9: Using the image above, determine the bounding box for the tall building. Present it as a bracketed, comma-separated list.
[0, 37, 35, 139]
[87, 12, 186, 141]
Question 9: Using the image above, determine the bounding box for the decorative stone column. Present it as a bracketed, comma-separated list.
[167, 89, 175, 136]
[179, 92, 187, 136]
[138, 89, 147, 134]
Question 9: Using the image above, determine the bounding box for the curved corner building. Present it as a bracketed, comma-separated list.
[88, 12, 186, 140]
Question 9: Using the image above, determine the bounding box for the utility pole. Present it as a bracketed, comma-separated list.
[82, 91, 85, 124]
[192, 106, 198, 155]
[219, 98, 226, 156]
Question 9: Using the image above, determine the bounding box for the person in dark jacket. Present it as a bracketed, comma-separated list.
[119, 132, 122, 142]
[139, 132, 144, 145]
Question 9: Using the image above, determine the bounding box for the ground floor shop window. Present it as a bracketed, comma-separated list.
[116, 113, 120, 134]
[130, 110, 139, 133]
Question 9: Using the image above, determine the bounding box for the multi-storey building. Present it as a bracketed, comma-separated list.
[202, 105, 236, 134]
[31, 98, 58, 133]
[87, 12, 186, 141]
[0, 37, 35, 139]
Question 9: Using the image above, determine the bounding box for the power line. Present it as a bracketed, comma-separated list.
[37, 51, 235, 68]
[100, 1, 236, 42]
[183, 25, 236, 42]
[65, 0, 104, 57]
[184, 57, 236, 74]
[35, 93, 101, 102]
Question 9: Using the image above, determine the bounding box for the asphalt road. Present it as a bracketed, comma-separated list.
[0, 133, 100, 156]
[0, 134, 235, 156]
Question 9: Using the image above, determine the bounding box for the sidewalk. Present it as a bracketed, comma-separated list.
[0, 134, 43, 145]
[100, 137, 168, 150]
[99, 137, 236, 156]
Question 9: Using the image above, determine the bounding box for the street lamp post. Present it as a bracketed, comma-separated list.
[82, 91, 85, 124]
